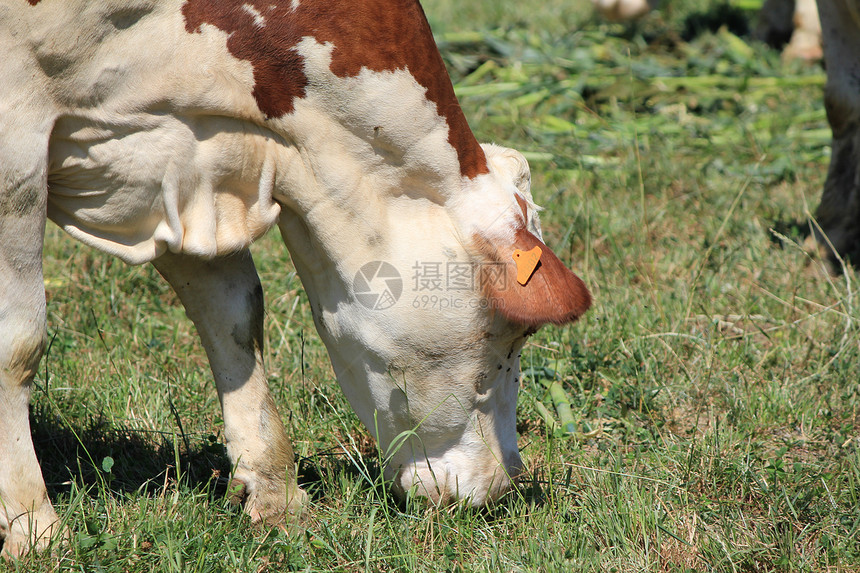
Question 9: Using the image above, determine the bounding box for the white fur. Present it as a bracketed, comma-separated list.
[241, 4, 266, 27]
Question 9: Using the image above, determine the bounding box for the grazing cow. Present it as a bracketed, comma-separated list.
[813, 0, 860, 262]
[592, 0, 823, 61]
[0, 0, 591, 558]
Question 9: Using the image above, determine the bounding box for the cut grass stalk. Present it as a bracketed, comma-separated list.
[547, 382, 577, 435]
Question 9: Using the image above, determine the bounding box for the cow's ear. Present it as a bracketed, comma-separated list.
[475, 226, 591, 327]
[482, 144, 544, 240]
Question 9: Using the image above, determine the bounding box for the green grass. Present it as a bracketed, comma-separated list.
[5, 0, 860, 571]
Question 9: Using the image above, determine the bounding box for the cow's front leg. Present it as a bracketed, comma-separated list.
[0, 194, 60, 558]
[152, 250, 304, 525]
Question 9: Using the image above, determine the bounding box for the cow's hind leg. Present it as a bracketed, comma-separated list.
[814, 0, 860, 263]
[0, 173, 58, 558]
[152, 250, 304, 525]
[782, 0, 822, 61]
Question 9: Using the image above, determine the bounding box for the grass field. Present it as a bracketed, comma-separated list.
[4, 0, 860, 571]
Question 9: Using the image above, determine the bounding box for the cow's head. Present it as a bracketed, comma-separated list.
[182, 0, 590, 504]
[277, 141, 589, 505]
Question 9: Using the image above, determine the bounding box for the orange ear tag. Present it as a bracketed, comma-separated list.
[513, 246, 542, 285]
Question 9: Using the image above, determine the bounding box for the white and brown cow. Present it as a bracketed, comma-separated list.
[0, 0, 590, 558]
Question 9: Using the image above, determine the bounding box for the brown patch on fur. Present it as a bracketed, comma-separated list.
[226, 478, 248, 506]
[6, 332, 48, 384]
[474, 226, 591, 327]
[258, 394, 293, 479]
[0, 182, 40, 217]
[514, 194, 528, 220]
[182, 0, 488, 178]
[473, 371, 489, 395]
[229, 283, 265, 356]
[249, 394, 298, 525]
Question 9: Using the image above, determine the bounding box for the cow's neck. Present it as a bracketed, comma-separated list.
[267, 38, 484, 269]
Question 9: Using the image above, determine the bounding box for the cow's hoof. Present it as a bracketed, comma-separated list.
[287, 485, 308, 519]
[227, 477, 306, 527]
[782, 30, 822, 62]
[0, 517, 67, 560]
[1, 536, 50, 561]
[801, 234, 841, 276]
[593, 0, 651, 21]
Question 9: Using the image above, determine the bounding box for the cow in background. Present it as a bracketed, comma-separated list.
[593, 0, 822, 61]
[0, 0, 590, 557]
